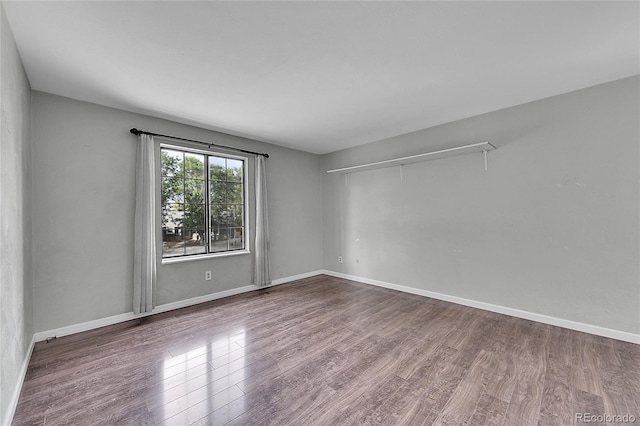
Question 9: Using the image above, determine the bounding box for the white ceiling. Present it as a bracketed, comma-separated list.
[4, 1, 639, 154]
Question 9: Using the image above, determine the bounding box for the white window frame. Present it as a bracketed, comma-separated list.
[159, 142, 250, 264]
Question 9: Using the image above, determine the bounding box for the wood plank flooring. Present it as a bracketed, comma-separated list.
[12, 275, 640, 425]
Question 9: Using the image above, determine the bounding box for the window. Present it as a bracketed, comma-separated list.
[161, 145, 247, 259]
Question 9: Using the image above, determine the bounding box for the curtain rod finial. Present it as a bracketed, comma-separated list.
[130, 128, 141, 135]
[264, 153, 269, 159]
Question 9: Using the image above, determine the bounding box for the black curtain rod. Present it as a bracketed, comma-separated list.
[130, 128, 269, 158]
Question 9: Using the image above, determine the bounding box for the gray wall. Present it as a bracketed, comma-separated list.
[31, 92, 323, 332]
[0, 5, 33, 424]
[322, 76, 640, 334]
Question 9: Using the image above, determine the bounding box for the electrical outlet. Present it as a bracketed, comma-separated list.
[205, 271, 212, 281]
[338, 256, 343, 264]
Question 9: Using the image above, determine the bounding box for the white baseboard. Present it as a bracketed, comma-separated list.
[3, 334, 36, 426]
[150, 285, 258, 317]
[271, 270, 324, 285]
[322, 270, 640, 345]
[33, 270, 324, 343]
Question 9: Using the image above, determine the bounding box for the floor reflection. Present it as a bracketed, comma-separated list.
[160, 329, 247, 423]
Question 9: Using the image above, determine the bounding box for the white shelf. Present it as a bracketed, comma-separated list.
[326, 141, 496, 174]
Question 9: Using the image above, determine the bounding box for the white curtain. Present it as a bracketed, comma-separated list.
[254, 155, 271, 287]
[133, 133, 156, 314]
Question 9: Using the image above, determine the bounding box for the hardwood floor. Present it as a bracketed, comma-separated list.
[13, 275, 640, 425]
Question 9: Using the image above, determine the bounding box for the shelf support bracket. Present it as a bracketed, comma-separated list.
[483, 149, 488, 171]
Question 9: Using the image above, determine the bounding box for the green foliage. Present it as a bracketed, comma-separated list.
[161, 149, 244, 235]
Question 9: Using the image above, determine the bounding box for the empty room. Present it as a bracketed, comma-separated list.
[1, 1, 638, 425]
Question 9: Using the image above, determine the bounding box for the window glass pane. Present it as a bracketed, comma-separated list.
[162, 177, 184, 204]
[210, 205, 228, 228]
[184, 179, 205, 204]
[162, 227, 185, 257]
[210, 228, 229, 252]
[209, 157, 226, 181]
[227, 182, 243, 205]
[162, 150, 183, 177]
[209, 180, 226, 204]
[185, 153, 205, 179]
[185, 229, 206, 255]
[222, 208, 234, 226]
[227, 159, 243, 182]
[229, 205, 243, 227]
[184, 204, 206, 230]
[162, 203, 184, 231]
[229, 228, 244, 250]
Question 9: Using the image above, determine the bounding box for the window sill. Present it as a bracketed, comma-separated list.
[161, 249, 251, 265]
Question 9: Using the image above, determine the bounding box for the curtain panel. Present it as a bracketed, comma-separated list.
[133, 133, 156, 314]
[254, 155, 271, 287]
